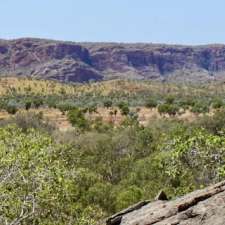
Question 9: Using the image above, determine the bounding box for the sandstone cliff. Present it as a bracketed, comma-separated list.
[107, 181, 225, 225]
[1, 38, 225, 82]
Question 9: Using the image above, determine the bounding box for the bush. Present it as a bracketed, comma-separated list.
[67, 108, 89, 130]
[33, 98, 43, 108]
[158, 104, 179, 116]
[6, 111, 55, 133]
[87, 104, 97, 113]
[115, 186, 143, 211]
[165, 96, 175, 104]
[179, 98, 195, 108]
[194, 109, 225, 135]
[5, 100, 19, 114]
[145, 98, 158, 108]
[46, 98, 57, 108]
[0, 126, 104, 224]
[118, 102, 130, 115]
[57, 102, 76, 114]
[191, 102, 209, 114]
[211, 99, 224, 109]
[159, 127, 225, 187]
[25, 100, 32, 110]
[103, 100, 113, 108]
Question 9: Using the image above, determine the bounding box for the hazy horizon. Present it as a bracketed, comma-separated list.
[1, 0, 225, 45]
[2, 37, 225, 47]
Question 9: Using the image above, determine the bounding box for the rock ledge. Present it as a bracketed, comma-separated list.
[107, 181, 225, 225]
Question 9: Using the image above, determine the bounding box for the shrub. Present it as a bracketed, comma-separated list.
[67, 108, 89, 130]
[92, 117, 112, 133]
[5, 100, 19, 114]
[25, 100, 32, 110]
[46, 98, 57, 108]
[194, 109, 225, 135]
[159, 128, 225, 187]
[165, 96, 175, 104]
[87, 104, 97, 113]
[33, 98, 43, 108]
[158, 104, 179, 116]
[57, 102, 76, 114]
[211, 99, 224, 109]
[115, 186, 143, 211]
[180, 98, 195, 108]
[145, 98, 158, 108]
[0, 126, 104, 224]
[7, 111, 54, 133]
[191, 102, 209, 114]
[60, 87, 66, 95]
[103, 100, 113, 108]
[118, 102, 130, 115]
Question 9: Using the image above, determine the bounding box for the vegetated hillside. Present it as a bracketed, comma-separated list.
[0, 77, 215, 131]
[1, 38, 225, 82]
[1, 76, 225, 111]
[1, 77, 225, 224]
[0, 77, 224, 123]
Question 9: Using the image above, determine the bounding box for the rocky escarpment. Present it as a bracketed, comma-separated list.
[85, 43, 225, 82]
[0, 38, 102, 82]
[1, 38, 225, 82]
[107, 181, 225, 225]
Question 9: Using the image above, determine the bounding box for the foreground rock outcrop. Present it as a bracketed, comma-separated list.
[107, 181, 225, 225]
[1, 38, 225, 82]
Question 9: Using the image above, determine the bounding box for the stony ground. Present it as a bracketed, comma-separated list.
[107, 181, 225, 225]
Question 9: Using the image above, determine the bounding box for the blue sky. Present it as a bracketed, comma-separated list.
[1, 0, 225, 44]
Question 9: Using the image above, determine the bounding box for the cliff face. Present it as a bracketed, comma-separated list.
[0, 38, 102, 82]
[86, 43, 225, 81]
[1, 38, 225, 82]
[107, 181, 225, 225]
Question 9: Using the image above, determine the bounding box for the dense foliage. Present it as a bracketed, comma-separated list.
[1, 78, 225, 224]
[0, 108, 225, 224]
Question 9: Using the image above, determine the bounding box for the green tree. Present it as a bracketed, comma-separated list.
[25, 100, 32, 110]
[5, 100, 19, 114]
[118, 102, 130, 115]
[145, 98, 158, 108]
[33, 98, 43, 108]
[67, 108, 89, 130]
[165, 96, 175, 104]
[211, 99, 224, 109]
[191, 101, 209, 114]
[158, 104, 179, 116]
[115, 186, 143, 211]
[0, 125, 105, 224]
[104, 100, 113, 108]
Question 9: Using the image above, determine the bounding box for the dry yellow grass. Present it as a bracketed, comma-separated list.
[0, 77, 225, 98]
[0, 77, 76, 95]
[0, 77, 222, 131]
[0, 105, 216, 131]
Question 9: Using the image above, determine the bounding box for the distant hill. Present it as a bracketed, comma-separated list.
[1, 38, 225, 82]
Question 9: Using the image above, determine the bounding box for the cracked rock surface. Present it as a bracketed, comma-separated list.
[107, 181, 225, 225]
